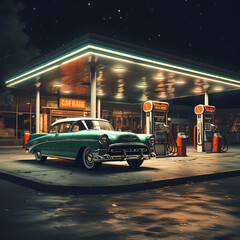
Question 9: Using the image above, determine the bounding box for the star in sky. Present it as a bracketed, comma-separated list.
[19, 0, 240, 72]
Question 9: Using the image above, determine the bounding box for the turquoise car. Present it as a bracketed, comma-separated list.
[26, 118, 156, 170]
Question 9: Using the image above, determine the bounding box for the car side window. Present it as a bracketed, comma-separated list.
[84, 120, 95, 129]
[72, 121, 86, 132]
[49, 124, 60, 134]
[59, 123, 72, 133]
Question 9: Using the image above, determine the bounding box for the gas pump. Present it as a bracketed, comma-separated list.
[194, 105, 215, 152]
[143, 101, 177, 156]
[194, 104, 228, 153]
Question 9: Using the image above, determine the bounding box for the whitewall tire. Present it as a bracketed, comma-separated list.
[83, 147, 102, 170]
[35, 150, 47, 163]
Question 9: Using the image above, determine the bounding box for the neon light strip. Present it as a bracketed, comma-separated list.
[7, 65, 60, 87]
[61, 51, 240, 87]
[6, 45, 90, 84]
[6, 44, 240, 87]
[7, 52, 91, 87]
[60, 52, 90, 65]
[91, 52, 240, 87]
[90, 45, 240, 84]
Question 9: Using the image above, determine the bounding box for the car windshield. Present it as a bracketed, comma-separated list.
[84, 120, 114, 131]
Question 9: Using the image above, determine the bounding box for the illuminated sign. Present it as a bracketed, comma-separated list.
[205, 106, 215, 113]
[143, 101, 169, 112]
[59, 98, 86, 109]
[143, 101, 153, 112]
[194, 105, 204, 114]
[194, 105, 215, 114]
[153, 102, 169, 111]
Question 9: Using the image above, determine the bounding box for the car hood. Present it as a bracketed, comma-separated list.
[89, 130, 151, 143]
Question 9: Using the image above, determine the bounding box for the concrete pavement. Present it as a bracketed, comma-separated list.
[0, 146, 240, 194]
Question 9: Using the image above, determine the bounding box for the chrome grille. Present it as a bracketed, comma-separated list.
[119, 136, 138, 142]
[109, 144, 149, 155]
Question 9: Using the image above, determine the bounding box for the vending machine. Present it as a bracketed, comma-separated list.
[143, 101, 177, 156]
[194, 104, 216, 152]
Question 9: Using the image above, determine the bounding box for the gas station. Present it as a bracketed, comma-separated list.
[1, 33, 240, 192]
[3, 34, 240, 149]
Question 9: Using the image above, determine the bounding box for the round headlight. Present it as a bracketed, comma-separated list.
[99, 134, 109, 145]
[148, 135, 155, 145]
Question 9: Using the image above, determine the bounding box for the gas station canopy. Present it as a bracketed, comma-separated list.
[5, 34, 240, 103]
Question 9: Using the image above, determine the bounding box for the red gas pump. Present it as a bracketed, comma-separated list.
[213, 132, 228, 153]
[23, 131, 30, 148]
[176, 132, 187, 156]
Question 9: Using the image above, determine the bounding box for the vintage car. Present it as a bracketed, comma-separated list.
[26, 118, 156, 170]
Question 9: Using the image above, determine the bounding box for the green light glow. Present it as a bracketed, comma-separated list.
[5, 43, 240, 88]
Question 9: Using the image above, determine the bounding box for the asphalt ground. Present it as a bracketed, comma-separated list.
[0, 146, 240, 194]
[1, 177, 240, 240]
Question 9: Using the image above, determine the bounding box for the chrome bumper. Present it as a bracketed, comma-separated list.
[92, 152, 156, 162]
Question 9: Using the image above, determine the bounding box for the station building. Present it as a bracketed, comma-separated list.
[1, 34, 240, 144]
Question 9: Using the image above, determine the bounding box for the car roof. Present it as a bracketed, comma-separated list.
[51, 117, 109, 125]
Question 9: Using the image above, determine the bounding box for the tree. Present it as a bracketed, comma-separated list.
[0, 0, 40, 105]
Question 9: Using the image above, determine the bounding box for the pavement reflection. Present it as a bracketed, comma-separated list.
[2, 177, 238, 239]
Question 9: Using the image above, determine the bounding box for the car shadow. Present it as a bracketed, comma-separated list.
[16, 158, 157, 174]
[98, 163, 157, 174]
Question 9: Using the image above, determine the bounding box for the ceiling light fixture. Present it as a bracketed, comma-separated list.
[113, 67, 125, 72]
[176, 80, 185, 84]
[194, 89, 202, 93]
[63, 90, 71, 93]
[115, 94, 124, 99]
[214, 87, 223, 91]
[155, 76, 164, 80]
[137, 85, 146, 88]
[53, 84, 62, 87]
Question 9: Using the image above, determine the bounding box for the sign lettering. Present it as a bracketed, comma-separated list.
[59, 98, 86, 109]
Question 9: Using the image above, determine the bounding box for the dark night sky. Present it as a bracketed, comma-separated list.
[19, 0, 240, 72]
[7, 0, 240, 107]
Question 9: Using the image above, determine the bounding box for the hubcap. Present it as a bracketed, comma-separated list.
[36, 151, 41, 160]
[85, 150, 94, 167]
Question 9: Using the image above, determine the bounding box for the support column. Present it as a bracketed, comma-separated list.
[36, 83, 41, 133]
[29, 99, 32, 133]
[15, 97, 18, 139]
[146, 112, 152, 134]
[140, 103, 143, 133]
[90, 65, 97, 118]
[97, 97, 101, 118]
[204, 91, 209, 105]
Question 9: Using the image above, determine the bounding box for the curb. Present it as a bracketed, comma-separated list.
[0, 169, 240, 194]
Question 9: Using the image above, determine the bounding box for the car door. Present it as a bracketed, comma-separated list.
[45, 123, 61, 156]
[70, 120, 88, 159]
[51, 122, 73, 158]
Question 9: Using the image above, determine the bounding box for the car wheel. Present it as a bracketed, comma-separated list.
[83, 147, 102, 170]
[35, 150, 47, 163]
[127, 159, 144, 168]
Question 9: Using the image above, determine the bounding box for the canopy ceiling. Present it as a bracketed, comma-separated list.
[5, 34, 240, 103]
